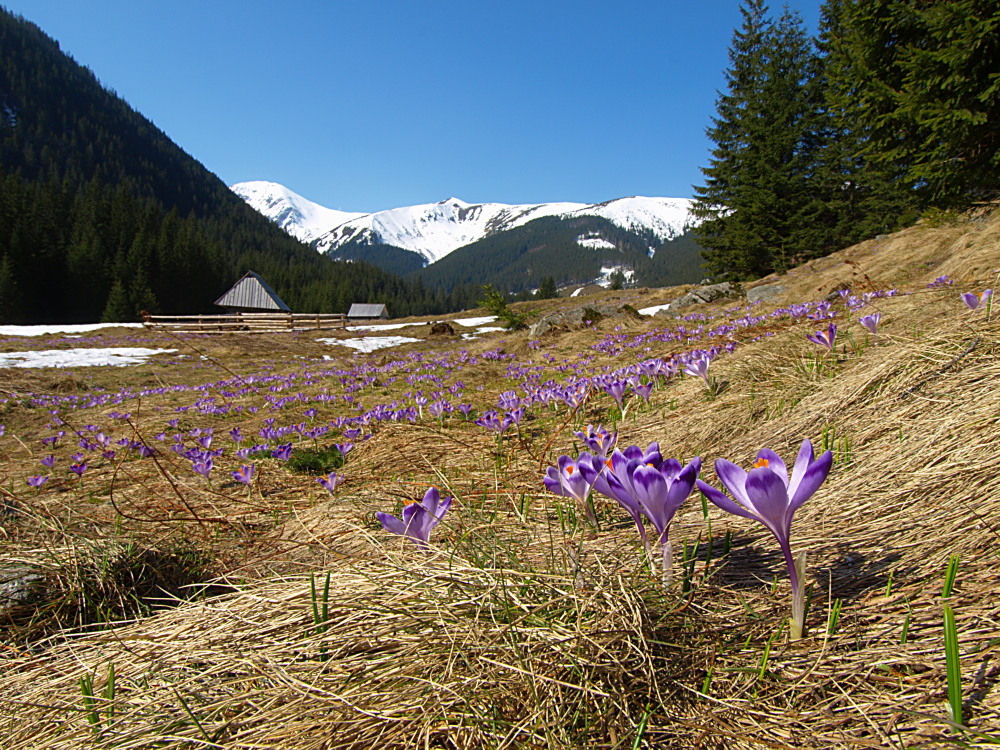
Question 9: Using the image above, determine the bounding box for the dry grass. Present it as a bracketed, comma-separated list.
[1, 211, 999, 748]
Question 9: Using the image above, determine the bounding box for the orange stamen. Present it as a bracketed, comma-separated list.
[753, 457, 770, 469]
[566, 464, 575, 475]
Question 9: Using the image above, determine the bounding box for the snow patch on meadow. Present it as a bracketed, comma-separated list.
[0, 347, 176, 368]
[319, 336, 421, 353]
[0, 323, 145, 337]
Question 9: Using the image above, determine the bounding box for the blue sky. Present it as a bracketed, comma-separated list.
[5, 1, 821, 212]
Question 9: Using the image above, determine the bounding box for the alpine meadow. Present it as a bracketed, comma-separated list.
[2, 2, 1000, 749]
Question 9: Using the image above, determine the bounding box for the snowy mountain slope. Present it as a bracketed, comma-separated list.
[231, 182, 696, 266]
[231, 181, 365, 244]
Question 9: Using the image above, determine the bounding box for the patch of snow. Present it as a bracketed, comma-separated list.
[571, 288, 584, 297]
[638, 303, 672, 316]
[596, 266, 635, 288]
[0, 347, 176, 368]
[344, 321, 428, 332]
[318, 336, 420, 353]
[577, 236, 617, 251]
[461, 326, 506, 339]
[452, 316, 498, 327]
[0, 323, 145, 337]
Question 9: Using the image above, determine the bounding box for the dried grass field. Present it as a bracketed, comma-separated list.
[1, 211, 999, 749]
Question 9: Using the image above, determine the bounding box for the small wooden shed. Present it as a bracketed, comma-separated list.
[214, 271, 291, 313]
[347, 303, 389, 321]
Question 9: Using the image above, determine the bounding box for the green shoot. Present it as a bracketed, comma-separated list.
[943, 554, 960, 599]
[943, 604, 964, 730]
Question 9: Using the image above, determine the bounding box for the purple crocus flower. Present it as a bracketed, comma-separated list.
[807, 322, 837, 352]
[317, 472, 343, 496]
[630, 456, 701, 583]
[696, 439, 833, 640]
[577, 443, 661, 558]
[683, 355, 712, 389]
[231, 464, 255, 485]
[271, 443, 293, 461]
[376, 486, 451, 550]
[69, 462, 88, 480]
[960, 289, 992, 311]
[544, 453, 599, 525]
[27, 474, 48, 488]
[858, 312, 881, 341]
[41, 454, 56, 469]
[334, 442, 353, 457]
[192, 457, 214, 480]
[573, 424, 617, 459]
[603, 380, 628, 410]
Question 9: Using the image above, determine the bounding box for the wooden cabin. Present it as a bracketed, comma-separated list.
[347, 303, 389, 321]
[214, 271, 291, 313]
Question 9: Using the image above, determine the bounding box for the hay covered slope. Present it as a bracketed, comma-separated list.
[1, 213, 999, 749]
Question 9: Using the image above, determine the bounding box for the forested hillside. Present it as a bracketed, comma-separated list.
[411, 216, 704, 294]
[0, 8, 444, 323]
[694, 0, 999, 280]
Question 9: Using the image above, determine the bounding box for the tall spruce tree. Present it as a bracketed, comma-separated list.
[829, 0, 1000, 207]
[694, 2, 829, 279]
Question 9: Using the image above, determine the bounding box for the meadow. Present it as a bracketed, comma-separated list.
[1, 211, 998, 749]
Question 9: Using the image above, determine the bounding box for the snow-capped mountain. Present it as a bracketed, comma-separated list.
[231, 181, 365, 244]
[231, 182, 695, 266]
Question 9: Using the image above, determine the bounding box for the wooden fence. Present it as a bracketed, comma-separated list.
[142, 311, 347, 334]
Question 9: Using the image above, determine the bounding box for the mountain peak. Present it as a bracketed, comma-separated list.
[233, 182, 696, 265]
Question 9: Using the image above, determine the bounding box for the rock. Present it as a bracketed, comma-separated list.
[746, 284, 786, 304]
[0, 565, 46, 614]
[428, 321, 456, 337]
[528, 304, 617, 337]
[663, 282, 742, 314]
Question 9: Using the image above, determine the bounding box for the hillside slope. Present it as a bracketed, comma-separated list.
[2, 208, 998, 748]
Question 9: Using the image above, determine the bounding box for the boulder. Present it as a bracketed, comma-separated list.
[0, 565, 46, 616]
[428, 321, 456, 337]
[661, 282, 742, 314]
[528, 305, 616, 337]
[746, 284, 786, 304]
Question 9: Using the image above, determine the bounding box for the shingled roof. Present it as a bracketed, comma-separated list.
[214, 271, 291, 312]
[347, 303, 389, 319]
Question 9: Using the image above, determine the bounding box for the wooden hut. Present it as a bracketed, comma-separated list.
[347, 303, 389, 321]
[214, 271, 291, 313]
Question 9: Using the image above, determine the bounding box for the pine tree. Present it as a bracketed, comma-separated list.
[831, 0, 1000, 206]
[693, 2, 830, 278]
[536, 276, 558, 299]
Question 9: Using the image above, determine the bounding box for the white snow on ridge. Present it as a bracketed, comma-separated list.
[233, 182, 696, 266]
[319, 336, 420, 353]
[231, 181, 365, 244]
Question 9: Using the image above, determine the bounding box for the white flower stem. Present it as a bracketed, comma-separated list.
[790, 550, 807, 641]
[661, 539, 673, 587]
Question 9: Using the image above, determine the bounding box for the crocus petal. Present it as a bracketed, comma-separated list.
[743, 468, 792, 541]
[697, 480, 759, 522]
[788, 449, 833, 513]
[787, 439, 815, 498]
[756, 449, 788, 486]
[714, 458, 753, 509]
[376, 511, 407, 537]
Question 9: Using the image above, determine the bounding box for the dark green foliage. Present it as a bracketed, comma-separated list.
[287, 445, 346, 475]
[0, 9, 448, 323]
[324, 239, 427, 276]
[825, 0, 1000, 206]
[414, 216, 704, 295]
[694, 2, 836, 279]
[479, 284, 528, 330]
[536, 276, 558, 299]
